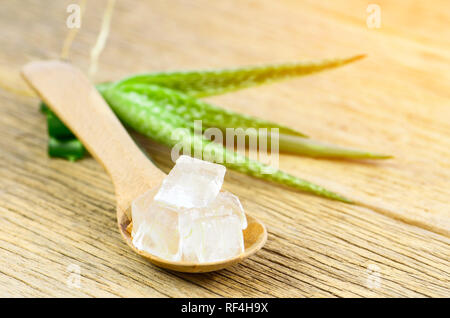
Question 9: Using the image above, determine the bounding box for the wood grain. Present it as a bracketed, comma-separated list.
[0, 0, 449, 297]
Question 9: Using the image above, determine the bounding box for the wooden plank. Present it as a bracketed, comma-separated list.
[0, 0, 448, 297]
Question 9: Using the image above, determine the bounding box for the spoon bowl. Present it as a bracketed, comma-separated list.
[118, 208, 266, 272]
[22, 60, 267, 273]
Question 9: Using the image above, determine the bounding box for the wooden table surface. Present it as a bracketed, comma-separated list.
[0, 0, 449, 297]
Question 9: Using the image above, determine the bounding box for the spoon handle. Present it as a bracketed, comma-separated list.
[22, 60, 165, 211]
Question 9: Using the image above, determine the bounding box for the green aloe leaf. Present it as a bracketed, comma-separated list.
[278, 134, 392, 159]
[48, 137, 85, 161]
[114, 83, 391, 159]
[46, 111, 76, 139]
[114, 55, 366, 98]
[40, 102, 86, 159]
[115, 83, 306, 136]
[101, 86, 352, 203]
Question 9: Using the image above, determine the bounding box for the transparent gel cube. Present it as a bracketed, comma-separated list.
[154, 155, 226, 209]
[132, 202, 182, 262]
[181, 214, 244, 263]
[211, 191, 247, 230]
[131, 187, 158, 237]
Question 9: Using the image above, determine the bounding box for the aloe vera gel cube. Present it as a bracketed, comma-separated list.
[154, 155, 226, 209]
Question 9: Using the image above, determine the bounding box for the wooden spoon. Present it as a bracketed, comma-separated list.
[22, 60, 267, 273]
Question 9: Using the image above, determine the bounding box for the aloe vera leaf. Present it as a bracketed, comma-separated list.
[40, 102, 86, 158]
[116, 83, 307, 137]
[48, 137, 85, 161]
[115, 55, 365, 98]
[114, 84, 391, 159]
[278, 133, 392, 159]
[46, 111, 77, 139]
[41, 102, 76, 139]
[96, 82, 113, 94]
[40, 101, 50, 114]
[102, 87, 352, 203]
